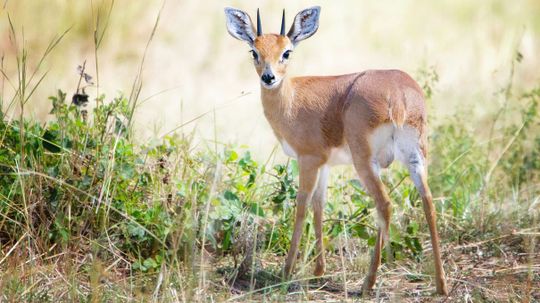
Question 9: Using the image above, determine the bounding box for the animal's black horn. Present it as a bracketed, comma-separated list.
[280, 9, 285, 36]
[257, 8, 262, 36]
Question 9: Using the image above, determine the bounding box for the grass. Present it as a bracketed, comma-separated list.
[0, 89, 537, 301]
[1, 2, 540, 303]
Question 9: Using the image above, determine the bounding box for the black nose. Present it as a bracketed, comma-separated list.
[261, 73, 275, 85]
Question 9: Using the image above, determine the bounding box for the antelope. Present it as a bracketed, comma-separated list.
[224, 6, 448, 295]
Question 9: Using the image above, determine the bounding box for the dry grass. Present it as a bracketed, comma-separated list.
[1, 1, 540, 157]
[209, 229, 539, 302]
[3, 227, 535, 301]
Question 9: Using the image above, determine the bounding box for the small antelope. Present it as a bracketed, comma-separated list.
[224, 6, 448, 295]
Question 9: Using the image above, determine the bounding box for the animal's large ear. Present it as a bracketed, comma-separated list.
[224, 7, 256, 45]
[287, 6, 321, 46]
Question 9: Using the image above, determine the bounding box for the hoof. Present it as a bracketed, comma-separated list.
[361, 275, 376, 295]
[436, 280, 449, 296]
[282, 266, 292, 280]
[313, 265, 325, 277]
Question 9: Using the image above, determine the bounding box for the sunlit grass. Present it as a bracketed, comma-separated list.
[1, 1, 539, 151]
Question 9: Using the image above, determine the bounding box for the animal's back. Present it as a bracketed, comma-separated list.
[345, 69, 427, 131]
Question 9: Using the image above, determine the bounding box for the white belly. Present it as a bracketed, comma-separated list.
[278, 123, 421, 171]
[280, 139, 298, 158]
[280, 139, 352, 166]
[328, 145, 353, 166]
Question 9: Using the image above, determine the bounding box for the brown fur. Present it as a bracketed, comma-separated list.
[247, 32, 447, 296]
[260, 69, 427, 157]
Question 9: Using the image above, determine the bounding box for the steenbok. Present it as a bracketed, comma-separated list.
[224, 6, 448, 295]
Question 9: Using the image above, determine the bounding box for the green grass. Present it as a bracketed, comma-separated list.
[1, 3, 539, 303]
[0, 58, 538, 302]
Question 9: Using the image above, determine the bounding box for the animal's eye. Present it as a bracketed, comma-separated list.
[282, 50, 292, 60]
[250, 50, 259, 61]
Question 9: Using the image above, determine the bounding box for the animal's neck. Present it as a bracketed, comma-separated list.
[261, 77, 295, 118]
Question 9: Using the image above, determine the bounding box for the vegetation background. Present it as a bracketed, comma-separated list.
[0, 0, 539, 302]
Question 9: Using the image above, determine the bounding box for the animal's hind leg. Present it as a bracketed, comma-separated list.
[405, 149, 448, 295]
[346, 136, 392, 293]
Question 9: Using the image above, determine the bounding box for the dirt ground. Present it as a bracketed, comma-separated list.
[213, 231, 540, 302]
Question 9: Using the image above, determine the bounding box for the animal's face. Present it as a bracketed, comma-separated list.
[250, 34, 293, 89]
[225, 7, 321, 90]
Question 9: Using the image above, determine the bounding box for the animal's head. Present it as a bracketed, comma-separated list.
[225, 6, 321, 89]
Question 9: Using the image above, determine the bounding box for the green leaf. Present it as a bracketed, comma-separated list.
[223, 190, 239, 201]
[128, 224, 146, 239]
[143, 257, 158, 269]
[389, 224, 402, 243]
[225, 150, 238, 162]
[222, 230, 232, 251]
[42, 129, 61, 153]
[132, 260, 145, 271]
[352, 224, 370, 239]
[406, 221, 419, 235]
[367, 235, 376, 247]
[349, 179, 367, 194]
[248, 202, 264, 216]
[119, 162, 135, 180]
[289, 160, 299, 177]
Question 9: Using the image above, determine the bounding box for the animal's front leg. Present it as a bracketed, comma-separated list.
[312, 165, 329, 276]
[283, 155, 323, 278]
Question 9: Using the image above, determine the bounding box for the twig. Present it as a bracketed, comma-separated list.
[0, 231, 27, 265]
[451, 228, 540, 251]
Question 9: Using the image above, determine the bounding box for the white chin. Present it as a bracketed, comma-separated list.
[261, 80, 281, 90]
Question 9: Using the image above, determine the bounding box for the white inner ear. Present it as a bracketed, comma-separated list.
[289, 8, 320, 44]
[225, 8, 255, 44]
